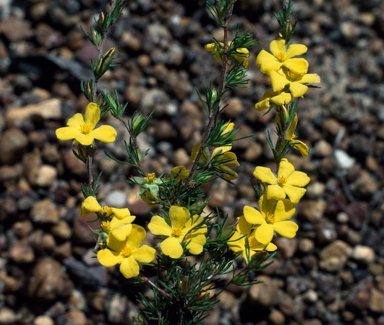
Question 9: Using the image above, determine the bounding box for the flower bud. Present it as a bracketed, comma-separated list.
[99, 11, 105, 25]
[210, 87, 217, 107]
[248, 251, 270, 270]
[181, 276, 190, 295]
[189, 201, 207, 215]
[132, 315, 148, 325]
[132, 114, 143, 136]
[285, 21, 292, 34]
[232, 273, 247, 285]
[217, 224, 236, 242]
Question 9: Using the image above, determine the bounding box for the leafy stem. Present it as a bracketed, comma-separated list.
[185, 0, 236, 185]
[93, 0, 117, 102]
[119, 117, 145, 175]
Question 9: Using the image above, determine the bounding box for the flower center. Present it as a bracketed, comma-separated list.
[265, 212, 276, 224]
[121, 246, 132, 257]
[144, 173, 156, 182]
[172, 228, 183, 237]
[80, 124, 92, 134]
[101, 221, 111, 231]
[101, 206, 111, 216]
[276, 53, 285, 61]
[278, 175, 286, 187]
[286, 71, 297, 81]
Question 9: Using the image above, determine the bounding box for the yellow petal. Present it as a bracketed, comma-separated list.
[253, 166, 277, 185]
[169, 205, 190, 230]
[266, 184, 286, 201]
[83, 196, 102, 212]
[132, 245, 156, 263]
[204, 43, 217, 53]
[243, 206, 264, 225]
[291, 140, 309, 157]
[270, 70, 289, 93]
[256, 50, 275, 67]
[106, 234, 127, 252]
[110, 216, 135, 228]
[260, 59, 282, 75]
[184, 215, 206, 234]
[126, 225, 146, 249]
[285, 44, 307, 59]
[237, 216, 252, 235]
[289, 81, 308, 97]
[120, 256, 140, 279]
[266, 242, 278, 251]
[274, 199, 295, 221]
[283, 184, 306, 204]
[278, 158, 295, 179]
[273, 220, 298, 238]
[110, 208, 132, 220]
[269, 39, 286, 57]
[110, 224, 133, 241]
[228, 232, 244, 252]
[80, 203, 90, 219]
[148, 216, 172, 236]
[185, 233, 206, 255]
[222, 152, 240, 166]
[75, 133, 95, 146]
[66, 113, 84, 129]
[259, 194, 276, 216]
[84, 103, 100, 131]
[97, 248, 122, 267]
[283, 58, 308, 75]
[286, 171, 310, 187]
[212, 145, 232, 158]
[255, 222, 274, 244]
[190, 144, 201, 162]
[56, 126, 81, 141]
[171, 166, 190, 182]
[90, 125, 117, 143]
[160, 237, 183, 259]
[255, 97, 271, 111]
[298, 73, 321, 84]
[270, 92, 292, 106]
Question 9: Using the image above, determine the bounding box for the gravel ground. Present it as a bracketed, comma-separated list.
[0, 0, 384, 324]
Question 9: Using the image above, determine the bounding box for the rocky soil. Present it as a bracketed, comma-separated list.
[0, 0, 384, 324]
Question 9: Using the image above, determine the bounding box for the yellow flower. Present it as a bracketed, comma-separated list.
[148, 205, 207, 259]
[256, 39, 308, 75]
[56, 103, 117, 146]
[270, 69, 320, 98]
[276, 113, 309, 157]
[255, 89, 292, 111]
[253, 158, 310, 204]
[80, 196, 132, 220]
[244, 194, 298, 244]
[190, 144, 240, 181]
[204, 42, 249, 68]
[171, 166, 190, 183]
[228, 216, 277, 263]
[97, 225, 155, 279]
